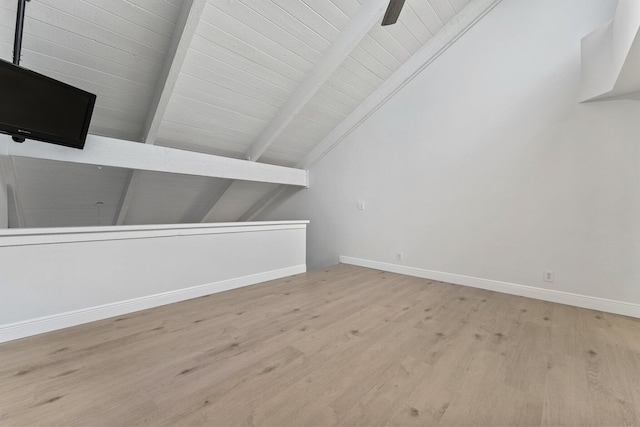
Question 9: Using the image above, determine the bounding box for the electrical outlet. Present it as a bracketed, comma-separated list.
[357, 200, 365, 211]
[543, 270, 554, 282]
[396, 252, 403, 262]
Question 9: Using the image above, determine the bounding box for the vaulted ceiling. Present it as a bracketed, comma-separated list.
[0, 0, 498, 228]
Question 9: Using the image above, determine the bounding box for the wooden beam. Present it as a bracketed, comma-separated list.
[142, 0, 206, 145]
[239, 0, 503, 221]
[115, 0, 205, 225]
[0, 135, 309, 187]
[245, 0, 389, 162]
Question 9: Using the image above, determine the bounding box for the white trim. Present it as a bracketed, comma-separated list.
[0, 220, 309, 247]
[0, 264, 306, 343]
[339, 256, 640, 319]
[0, 135, 308, 187]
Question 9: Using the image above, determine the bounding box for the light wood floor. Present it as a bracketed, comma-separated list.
[1, 264, 640, 426]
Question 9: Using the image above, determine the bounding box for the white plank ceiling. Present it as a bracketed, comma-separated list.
[1, 0, 481, 228]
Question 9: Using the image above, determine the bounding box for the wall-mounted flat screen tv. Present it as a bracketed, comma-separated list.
[0, 58, 96, 149]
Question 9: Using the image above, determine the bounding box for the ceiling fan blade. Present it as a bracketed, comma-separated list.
[381, 0, 406, 26]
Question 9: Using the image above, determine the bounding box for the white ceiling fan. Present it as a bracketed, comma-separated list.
[381, 0, 406, 26]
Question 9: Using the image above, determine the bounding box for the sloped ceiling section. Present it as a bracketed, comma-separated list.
[156, 0, 469, 166]
[0, 0, 493, 228]
[263, 0, 465, 167]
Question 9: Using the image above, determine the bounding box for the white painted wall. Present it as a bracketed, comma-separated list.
[0, 221, 307, 342]
[261, 1, 640, 308]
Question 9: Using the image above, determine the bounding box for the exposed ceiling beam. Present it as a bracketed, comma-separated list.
[245, 0, 389, 162]
[116, 0, 206, 225]
[0, 156, 25, 228]
[238, 0, 503, 221]
[142, 0, 206, 145]
[0, 135, 309, 187]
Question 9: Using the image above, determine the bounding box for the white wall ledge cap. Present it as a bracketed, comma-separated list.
[0, 220, 309, 247]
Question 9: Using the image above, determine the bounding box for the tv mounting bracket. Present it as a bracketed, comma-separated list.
[11, 0, 31, 143]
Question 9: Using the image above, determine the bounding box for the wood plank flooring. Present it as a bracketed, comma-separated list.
[1, 264, 640, 426]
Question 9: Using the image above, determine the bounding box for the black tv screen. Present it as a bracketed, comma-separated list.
[0, 59, 96, 149]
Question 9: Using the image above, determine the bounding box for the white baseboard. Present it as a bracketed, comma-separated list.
[340, 256, 640, 319]
[0, 265, 306, 344]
